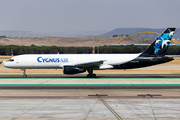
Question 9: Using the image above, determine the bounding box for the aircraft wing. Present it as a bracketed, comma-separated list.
[76, 60, 105, 68]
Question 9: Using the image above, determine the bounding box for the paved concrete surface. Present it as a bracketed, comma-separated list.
[0, 78, 180, 120]
[0, 78, 180, 84]
[0, 89, 180, 97]
[0, 98, 180, 120]
[1, 73, 180, 78]
[0, 91, 180, 120]
[0, 89, 180, 120]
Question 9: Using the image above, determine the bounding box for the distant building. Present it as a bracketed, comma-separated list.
[0, 35, 7, 38]
[112, 34, 128, 37]
[112, 34, 120, 37]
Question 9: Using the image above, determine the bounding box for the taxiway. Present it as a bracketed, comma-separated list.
[0, 77, 180, 120]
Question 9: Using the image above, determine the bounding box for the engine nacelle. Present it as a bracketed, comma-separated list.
[63, 66, 86, 74]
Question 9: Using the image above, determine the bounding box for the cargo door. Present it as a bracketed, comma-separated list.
[16, 57, 19, 63]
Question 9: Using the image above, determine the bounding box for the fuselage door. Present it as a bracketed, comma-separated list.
[16, 57, 19, 63]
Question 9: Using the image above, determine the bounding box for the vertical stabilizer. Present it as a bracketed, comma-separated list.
[140, 28, 176, 56]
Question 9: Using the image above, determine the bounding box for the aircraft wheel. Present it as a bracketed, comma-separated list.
[92, 74, 96, 78]
[87, 74, 96, 78]
[23, 75, 27, 78]
[87, 74, 91, 78]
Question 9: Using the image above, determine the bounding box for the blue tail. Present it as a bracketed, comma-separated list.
[140, 28, 176, 56]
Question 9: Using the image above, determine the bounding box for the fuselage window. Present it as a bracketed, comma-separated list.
[8, 59, 14, 62]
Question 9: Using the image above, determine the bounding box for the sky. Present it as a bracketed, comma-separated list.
[0, 0, 180, 32]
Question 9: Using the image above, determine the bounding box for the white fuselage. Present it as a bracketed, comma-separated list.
[4, 54, 140, 69]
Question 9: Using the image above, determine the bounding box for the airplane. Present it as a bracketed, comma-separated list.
[4, 28, 176, 78]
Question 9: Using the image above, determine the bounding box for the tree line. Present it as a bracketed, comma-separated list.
[1, 44, 180, 55]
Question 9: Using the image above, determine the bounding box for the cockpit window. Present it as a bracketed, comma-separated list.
[8, 59, 14, 62]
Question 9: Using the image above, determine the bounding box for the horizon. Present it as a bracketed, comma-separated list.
[0, 28, 180, 38]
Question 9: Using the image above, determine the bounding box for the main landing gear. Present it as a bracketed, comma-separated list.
[87, 69, 96, 78]
[22, 69, 27, 78]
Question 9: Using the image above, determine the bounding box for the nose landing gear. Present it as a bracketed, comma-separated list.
[21, 69, 27, 78]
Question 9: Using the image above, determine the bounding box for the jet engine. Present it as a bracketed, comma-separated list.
[63, 66, 86, 74]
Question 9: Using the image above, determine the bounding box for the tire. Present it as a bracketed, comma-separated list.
[93, 74, 96, 78]
[87, 74, 90, 78]
[23, 75, 27, 78]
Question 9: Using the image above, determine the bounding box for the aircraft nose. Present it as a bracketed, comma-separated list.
[4, 62, 9, 68]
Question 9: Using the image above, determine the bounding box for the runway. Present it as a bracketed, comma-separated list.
[1, 89, 180, 120]
[1, 96, 180, 120]
[0, 77, 180, 89]
[0, 76, 180, 120]
[1, 73, 180, 78]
